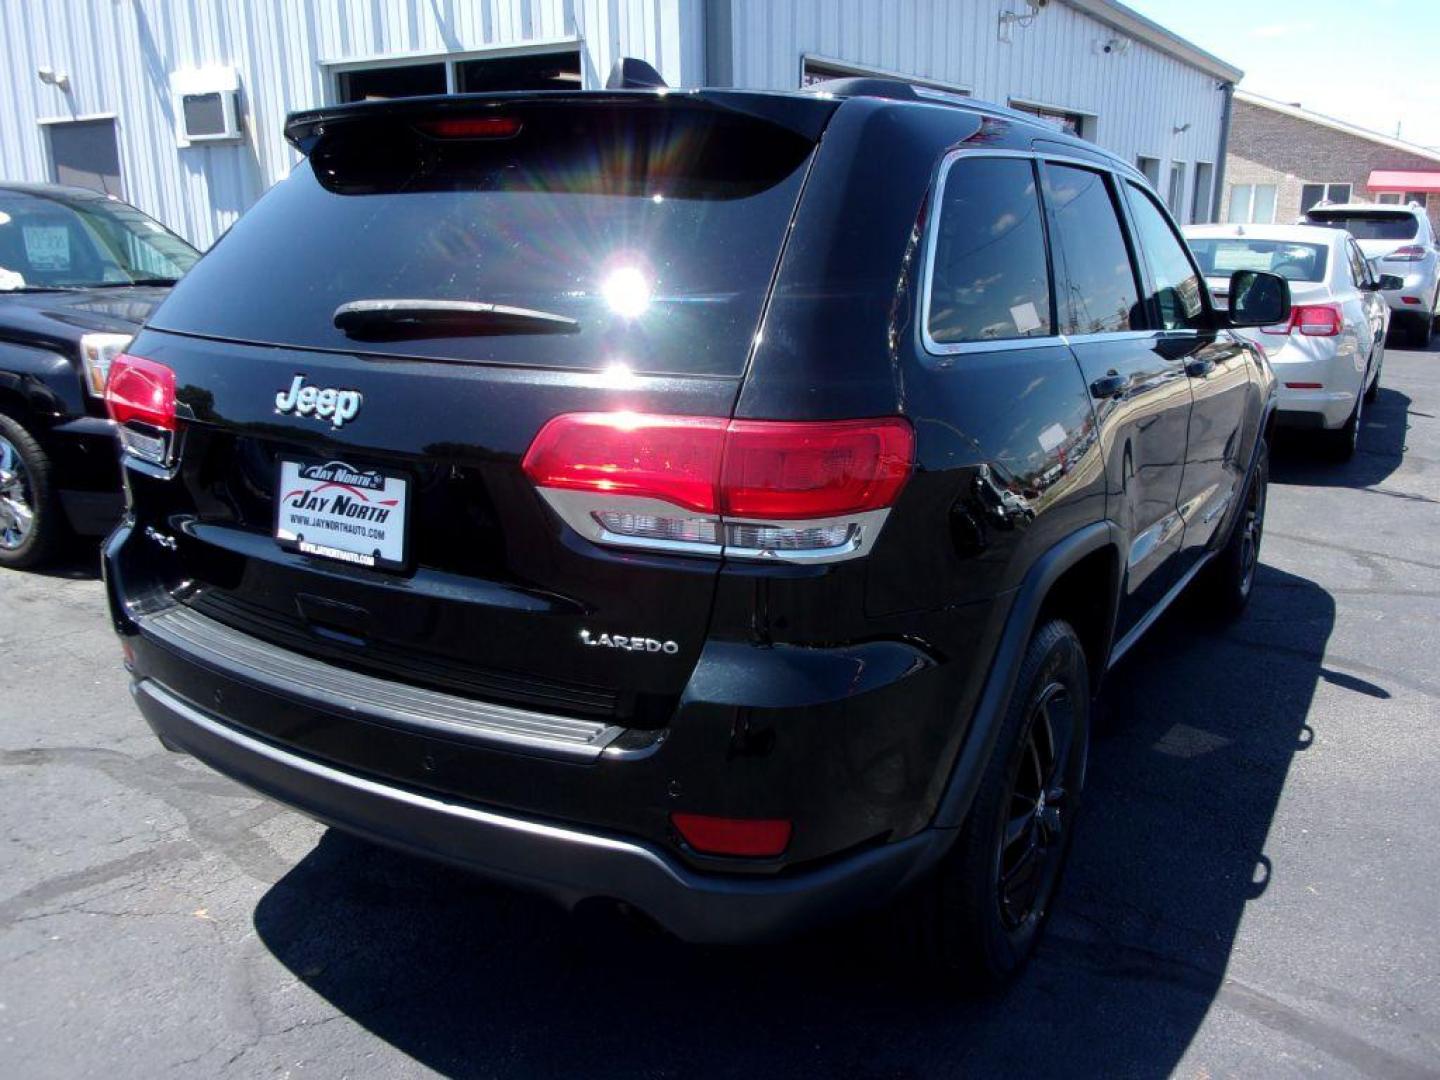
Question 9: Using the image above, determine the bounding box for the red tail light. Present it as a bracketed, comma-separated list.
[105, 353, 177, 465]
[105, 353, 176, 430]
[521, 413, 728, 513]
[671, 812, 792, 857]
[1385, 245, 1426, 262]
[1262, 304, 1343, 337]
[720, 419, 914, 520]
[522, 413, 915, 561]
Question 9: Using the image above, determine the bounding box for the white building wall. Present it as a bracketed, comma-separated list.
[0, 0, 1230, 249]
[0, 0, 704, 248]
[721, 0, 1229, 216]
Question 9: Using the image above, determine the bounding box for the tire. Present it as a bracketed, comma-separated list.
[895, 619, 1090, 990]
[1325, 390, 1363, 462]
[0, 413, 66, 570]
[1202, 439, 1267, 619]
[1365, 350, 1382, 403]
[1412, 311, 1434, 350]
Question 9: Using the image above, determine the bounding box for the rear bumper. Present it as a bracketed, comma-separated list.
[131, 675, 950, 942]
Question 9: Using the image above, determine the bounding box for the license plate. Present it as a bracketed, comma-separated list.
[274, 458, 410, 571]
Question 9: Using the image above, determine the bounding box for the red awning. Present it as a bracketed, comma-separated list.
[1367, 169, 1440, 193]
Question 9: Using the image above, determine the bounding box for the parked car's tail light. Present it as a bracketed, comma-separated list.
[1400, 296, 1422, 305]
[670, 812, 792, 857]
[104, 353, 176, 465]
[1261, 303, 1343, 338]
[1384, 245, 1426, 262]
[79, 332, 134, 398]
[522, 413, 915, 562]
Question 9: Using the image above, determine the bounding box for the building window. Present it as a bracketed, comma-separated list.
[331, 46, 582, 103]
[45, 117, 123, 197]
[336, 62, 447, 102]
[1227, 184, 1277, 224]
[1167, 161, 1186, 215]
[1191, 162, 1214, 223]
[1136, 156, 1161, 188]
[1010, 100, 1091, 140]
[1300, 182, 1352, 212]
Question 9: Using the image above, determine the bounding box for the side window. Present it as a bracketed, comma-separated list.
[1042, 163, 1143, 335]
[1347, 241, 1371, 287]
[1125, 183, 1206, 331]
[927, 156, 1052, 345]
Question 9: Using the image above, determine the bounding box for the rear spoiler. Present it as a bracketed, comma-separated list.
[284, 88, 839, 155]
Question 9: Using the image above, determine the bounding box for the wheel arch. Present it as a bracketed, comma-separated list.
[932, 520, 1121, 829]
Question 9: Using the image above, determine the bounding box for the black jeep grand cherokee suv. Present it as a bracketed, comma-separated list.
[105, 78, 1288, 984]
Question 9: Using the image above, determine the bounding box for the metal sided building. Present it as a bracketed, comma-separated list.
[0, 0, 1241, 249]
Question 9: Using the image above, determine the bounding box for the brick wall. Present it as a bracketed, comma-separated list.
[1224, 100, 1440, 233]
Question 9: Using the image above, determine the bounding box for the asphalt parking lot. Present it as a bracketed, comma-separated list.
[2, 345, 1438, 1079]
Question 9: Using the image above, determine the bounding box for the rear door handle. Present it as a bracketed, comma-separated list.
[1089, 372, 1126, 399]
[1185, 358, 1216, 378]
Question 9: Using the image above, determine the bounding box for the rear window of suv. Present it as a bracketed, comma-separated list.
[148, 103, 817, 377]
[1306, 211, 1418, 242]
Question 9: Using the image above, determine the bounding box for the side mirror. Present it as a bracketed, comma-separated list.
[1227, 269, 1291, 328]
[1377, 274, 1405, 292]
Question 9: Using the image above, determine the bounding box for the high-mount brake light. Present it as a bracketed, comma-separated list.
[104, 353, 177, 465]
[416, 116, 523, 140]
[522, 413, 915, 562]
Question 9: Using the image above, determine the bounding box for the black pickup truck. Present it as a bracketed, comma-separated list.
[0, 183, 198, 567]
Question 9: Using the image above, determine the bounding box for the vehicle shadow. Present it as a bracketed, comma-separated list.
[1269, 385, 1410, 490]
[24, 538, 104, 581]
[252, 565, 1333, 1077]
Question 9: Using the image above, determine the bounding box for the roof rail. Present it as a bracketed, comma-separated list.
[804, 76, 1041, 126]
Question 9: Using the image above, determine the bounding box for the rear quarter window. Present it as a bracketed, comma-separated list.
[926, 156, 1053, 346]
[147, 105, 815, 377]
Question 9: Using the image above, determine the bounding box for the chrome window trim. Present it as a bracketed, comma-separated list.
[919, 147, 1148, 359]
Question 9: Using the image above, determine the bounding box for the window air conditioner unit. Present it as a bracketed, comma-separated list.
[172, 68, 242, 145]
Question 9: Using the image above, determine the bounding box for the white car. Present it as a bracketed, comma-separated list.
[1185, 222, 1392, 459]
[1302, 202, 1439, 348]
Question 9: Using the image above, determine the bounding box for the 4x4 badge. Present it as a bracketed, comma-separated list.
[275, 375, 362, 428]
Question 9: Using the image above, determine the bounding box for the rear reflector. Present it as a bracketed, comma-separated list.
[416, 116, 523, 139]
[1401, 296, 1421, 305]
[671, 813, 792, 857]
[1284, 382, 1324, 390]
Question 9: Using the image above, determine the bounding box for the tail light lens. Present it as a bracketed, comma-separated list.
[522, 413, 914, 562]
[1262, 304, 1343, 337]
[104, 353, 177, 465]
[1384, 245, 1426, 262]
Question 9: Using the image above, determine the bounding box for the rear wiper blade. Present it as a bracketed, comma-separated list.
[333, 298, 579, 340]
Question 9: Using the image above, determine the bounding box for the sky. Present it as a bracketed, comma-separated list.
[1130, 0, 1440, 151]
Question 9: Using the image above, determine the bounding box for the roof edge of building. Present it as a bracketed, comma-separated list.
[1062, 0, 1243, 83]
[1234, 89, 1440, 167]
